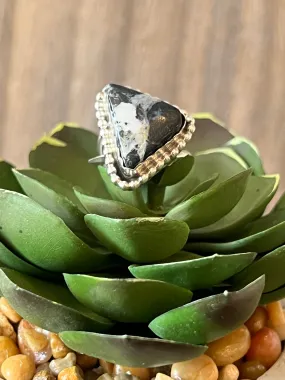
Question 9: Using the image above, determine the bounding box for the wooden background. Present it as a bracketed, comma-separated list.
[1, 0, 285, 190]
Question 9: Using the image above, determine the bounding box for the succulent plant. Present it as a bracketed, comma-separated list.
[0, 114, 284, 368]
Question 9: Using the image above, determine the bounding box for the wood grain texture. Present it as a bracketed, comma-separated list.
[1, 0, 285, 192]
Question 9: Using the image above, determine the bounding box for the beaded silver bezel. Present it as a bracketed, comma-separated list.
[93, 86, 196, 190]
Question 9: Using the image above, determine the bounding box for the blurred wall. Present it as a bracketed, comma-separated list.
[0, 0, 285, 190]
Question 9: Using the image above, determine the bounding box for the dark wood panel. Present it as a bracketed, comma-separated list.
[1, 0, 285, 193]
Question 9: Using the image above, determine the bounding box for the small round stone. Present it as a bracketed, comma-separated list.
[99, 359, 114, 374]
[155, 374, 172, 380]
[239, 360, 267, 380]
[18, 320, 52, 365]
[50, 333, 71, 359]
[267, 301, 285, 329]
[171, 355, 218, 380]
[1, 354, 36, 380]
[245, 307, 268, 335]
[49, 352, 77, 376]
[0, 298, 21, 323]
[218, 364, 239, 380]
[76, 353, 97, 370]
[113, 365, 150, 380]
[58, 366, 84, 380]
[33, 370, 56, 380]
[35, 363, 50, 373]
[0, 336, 19, 374]
[246, 327, 281, 368]
[206, 325, 251, 366]
[0, 312, 16, 341]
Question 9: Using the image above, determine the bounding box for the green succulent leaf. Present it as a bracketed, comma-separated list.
[156, 152, 194, 187]
[14, 168, 85, 210]
[225, 137, 265, 176]
[186, 218, 285, 255]
[0, 268, 113, 333]
[186, 174, 219, 198]
[231, 245, 285, 293]
[74, 187, 145, 219]
[242, 209, 285, 236]
[50, 122, 100, 157]
[195, 148, 248, 183]
[186, 113, 234, 154]
[59, 331, 206, 367]
[166, 169, 251, 229]
[129, 252, 256, 291]
[190, 174, 279, 240]
[13, 169, 92, 237]
[85, 214, 189, 263]
[29, 125, 108, 198]
[163, 147, 246, 211]
[64, 274, 192, 323]
[0, 190, 117, 273]
[99, 167, 150, 214]
[0, 242, 58, 281]
[260, 286, 285, 305]
[149, 276, 265, 345]
[272, 191, 285, 212]
[0, 161, 23, 193]
[163, 172, 219, 212]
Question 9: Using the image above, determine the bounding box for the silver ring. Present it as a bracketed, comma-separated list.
[89, 84, 196, 190]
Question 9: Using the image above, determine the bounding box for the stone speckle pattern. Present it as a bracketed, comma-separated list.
[103, 84, 183, 169]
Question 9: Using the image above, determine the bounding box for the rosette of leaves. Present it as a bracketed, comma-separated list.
[0, 114, 283, 367]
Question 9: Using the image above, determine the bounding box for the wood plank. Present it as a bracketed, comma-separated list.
[0, 0, 285, 193]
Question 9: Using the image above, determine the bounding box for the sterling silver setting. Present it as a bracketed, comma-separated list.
[90, 86, 196, 190]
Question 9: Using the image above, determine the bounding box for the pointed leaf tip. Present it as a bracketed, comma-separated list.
[0, 268, 114, 333]
[149, 276, 265, 345]
[64, 274, 192, 323]
[166, 169, 251, 229]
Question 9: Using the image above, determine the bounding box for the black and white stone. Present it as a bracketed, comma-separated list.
[103, 84, 184, 169]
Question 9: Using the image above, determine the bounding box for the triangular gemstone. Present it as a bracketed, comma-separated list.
[103, 84, 183, 169]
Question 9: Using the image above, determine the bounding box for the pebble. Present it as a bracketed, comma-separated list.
[18, 320, 52, 364]
[99, 359, 114, 374]
[35, 364, 51, 373]
[0, 336, 20, 374]
[239, 360, 267, 379]
[0, 298, 22, 323]
[218, 364, 239, 380]
[114, 365, 150, 380]
[0, 312, 16, 341]
[245, 307, 268, 335]
[1, 354, 36, 380]
[207, 325, 251, 366]
[267, 301, 285, 326]
[155, 374, 172, 380]
[267, 301, 285, 340]
[114, 374, 140, 380]
[50, 333, 71, 359]
[49, 352, 77, 376]
[76, 353, 97, 370]
[32, 370, 56, 380]
[246, 327, 281, 368]
[171, 355, 219, 380]
[150, 366, 171, 377]
[58, 366, 84, 380]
